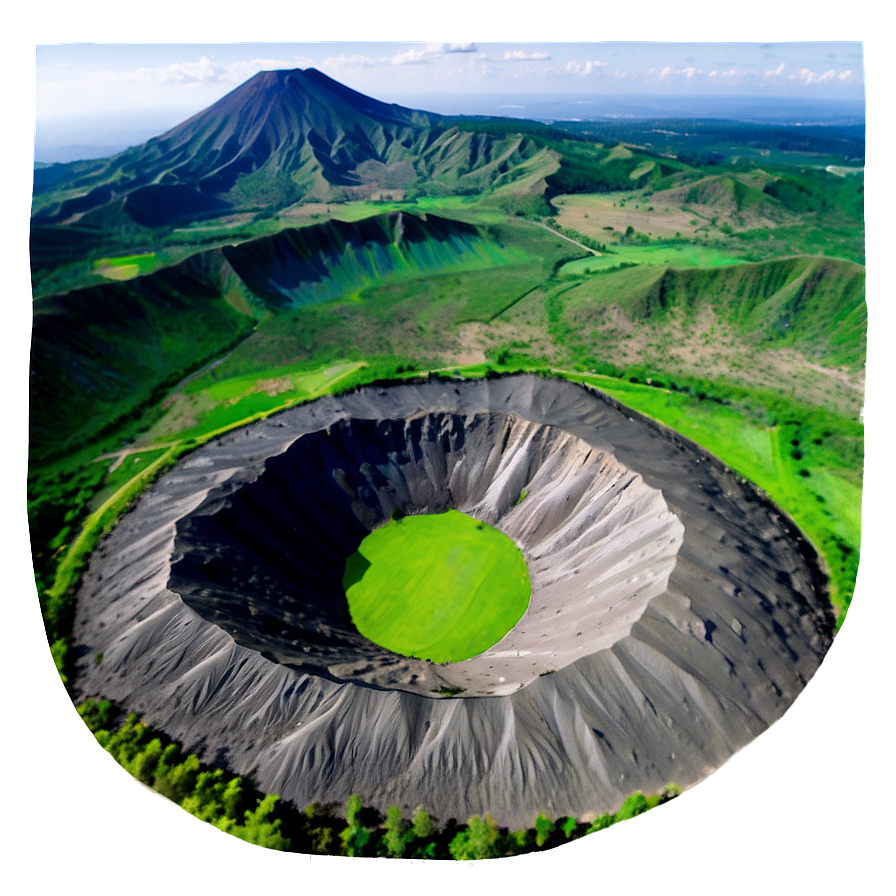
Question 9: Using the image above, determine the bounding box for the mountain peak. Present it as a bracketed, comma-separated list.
[31, 67, 544, 227]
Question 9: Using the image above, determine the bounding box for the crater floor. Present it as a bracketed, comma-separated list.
[72, 375, 834, 828]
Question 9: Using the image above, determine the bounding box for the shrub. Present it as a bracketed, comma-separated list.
[449, 814, 501, 860]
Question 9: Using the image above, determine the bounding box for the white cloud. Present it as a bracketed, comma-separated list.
[658, 65, 672, 79]
[504, 49, 551, 62]
[564, 59, 607, 76]
[390, 49, 430, 65]
[132, 55, 312, 86]
[37, 54, 320, 117]
[324, 53, 381, 69]
[391, 44, 480, 65]
[793, 67, 839, 84]
[765, 61, 786, 78]
[438, 43, 477, 54]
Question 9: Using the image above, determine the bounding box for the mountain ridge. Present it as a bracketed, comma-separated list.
[32, 68, 553, 227]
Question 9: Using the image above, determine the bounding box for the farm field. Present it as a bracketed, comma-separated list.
[344, 510, 531, 663]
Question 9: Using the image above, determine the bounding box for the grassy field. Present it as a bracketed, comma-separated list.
[93, 252, 159, 280]
[557, 243, 745, 276]
[557, 370, 861, 624]
[344, 510, 531, 663]
[143, 361, 368, 441]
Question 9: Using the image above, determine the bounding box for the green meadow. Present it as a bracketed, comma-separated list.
[555, 370, 861, 623]
[557, 242, 745, 276]
[344, 510, 531, 663]
[93, 252, 159, 280]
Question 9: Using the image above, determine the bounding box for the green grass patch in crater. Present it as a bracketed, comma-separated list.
[343, 510, 531, 663]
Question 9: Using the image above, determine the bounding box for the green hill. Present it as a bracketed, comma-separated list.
[29, 211, 541, 460]
[557, 256, 866, 369]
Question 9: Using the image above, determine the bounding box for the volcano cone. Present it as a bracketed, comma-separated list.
[72, 375, 833, 827]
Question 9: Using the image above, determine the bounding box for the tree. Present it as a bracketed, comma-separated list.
[534, 813, 555, 848]
[449, 814, 501, 860]
[411, 805, 437, 839]
[155, 752, 200, 804]
[587, 812, 612, 834]
[341, 794, 374, 857]
[614, 791, 650, 821]
[129, 737, 163, 785]
[382, 805, 410, 858]
[216, 794, 291, 850]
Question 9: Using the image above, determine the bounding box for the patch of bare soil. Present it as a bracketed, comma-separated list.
[255, 376, 293, 397]
[576, 304, 864, 416]
[443, 320, 560, 368]
[553, 193, 711, 241]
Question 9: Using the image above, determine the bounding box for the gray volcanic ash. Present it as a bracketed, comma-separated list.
[72, 375, 833, 828]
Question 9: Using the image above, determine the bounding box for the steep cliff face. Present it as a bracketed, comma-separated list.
[72, 376, 833, 828]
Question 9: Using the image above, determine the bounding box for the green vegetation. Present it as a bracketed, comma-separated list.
[93, 252, 159, 280]
[77, 698, 680, 858]
[31, 102, 864, 859]
[556, 371, 861, 624]
[557, 242, 745, 276]
[344, 510, 531, 662]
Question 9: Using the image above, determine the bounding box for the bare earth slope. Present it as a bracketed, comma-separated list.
[72, 375, 833, 828]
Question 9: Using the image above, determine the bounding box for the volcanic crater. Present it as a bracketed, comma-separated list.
[73, 375, 834, 827]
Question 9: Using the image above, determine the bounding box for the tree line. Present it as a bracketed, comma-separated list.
[78, 698, 681, 859]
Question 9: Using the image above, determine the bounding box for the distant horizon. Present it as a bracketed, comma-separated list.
[33, 87, 865, 164]
[35, 42, 864, 162]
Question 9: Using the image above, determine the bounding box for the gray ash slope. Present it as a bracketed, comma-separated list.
[72, 375, 833, 828]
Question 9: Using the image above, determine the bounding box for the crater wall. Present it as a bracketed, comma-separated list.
[72, 375, 834, 827]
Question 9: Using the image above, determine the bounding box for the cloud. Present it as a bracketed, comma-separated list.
[324, 53, 380, 68]
[390, 49, 430, 65]
[563, 59, 607, 76]
[391, 44, 480, 65]
[504, 49, 551, 61]
[326, 43, 478, 68]
[765, 62, 786, 78]
[440, 43, 477, 54]
[132, 55, 314, 86]
[792, 67, 842, 84]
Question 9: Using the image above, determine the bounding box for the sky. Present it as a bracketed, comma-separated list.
[36, 41, 865, 121]
[34, 40, 864, 161]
